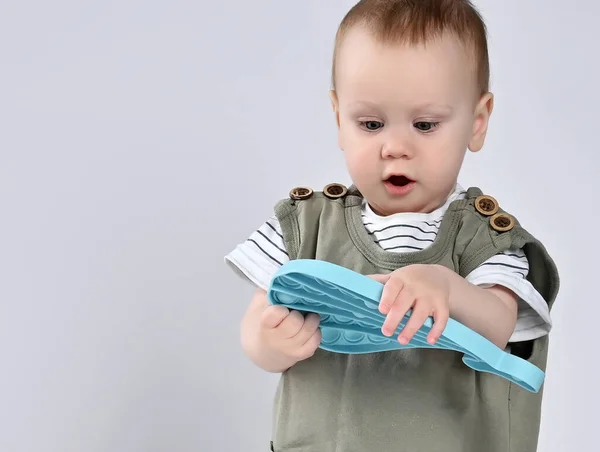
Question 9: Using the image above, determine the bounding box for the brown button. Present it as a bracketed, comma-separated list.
[474, 195, 499, 216]
[490, 213, 515, 232]
[323, 183, 348, 199]
[289, 186, 313, 200]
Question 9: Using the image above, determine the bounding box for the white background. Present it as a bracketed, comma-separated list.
[1, 1, 595, 450]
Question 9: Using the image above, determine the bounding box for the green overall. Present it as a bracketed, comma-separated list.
[268, 185, 560, 452]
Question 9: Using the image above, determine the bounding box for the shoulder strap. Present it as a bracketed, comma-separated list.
[458, 187, 560, 310]
[274, 183, 354, 260]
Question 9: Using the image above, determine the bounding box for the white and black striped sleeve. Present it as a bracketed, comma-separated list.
[465, 248, 552, 343]
[225, 215, 289, 291]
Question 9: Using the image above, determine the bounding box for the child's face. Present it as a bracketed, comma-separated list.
[330, 27, 493, 215]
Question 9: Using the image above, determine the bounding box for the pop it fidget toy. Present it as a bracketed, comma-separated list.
[267, 259, 545, 393]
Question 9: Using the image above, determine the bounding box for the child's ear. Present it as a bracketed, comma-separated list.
[329, 90, 340, 128]
[468, 92, 494, 153]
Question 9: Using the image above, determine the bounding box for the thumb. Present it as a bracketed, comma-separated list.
[260, 305, 290, 329]
[367, 273, 392, 284]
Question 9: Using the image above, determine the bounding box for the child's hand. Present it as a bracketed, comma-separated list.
[369, 264, 451, 345]
[241, 289, 322, 373]
[258, 304, 322, 365]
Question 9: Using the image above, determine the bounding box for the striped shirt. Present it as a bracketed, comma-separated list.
[225, 184, 551, 343]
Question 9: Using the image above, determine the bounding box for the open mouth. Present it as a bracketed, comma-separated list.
[386, 175, 413, 187]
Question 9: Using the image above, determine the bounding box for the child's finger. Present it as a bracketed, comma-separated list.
[383, 285, 415, 334]
[398, 304, 430, 345]
[295, 328, 322, 361]
[260, 305, 290, 329]
[381, 306, 403, 336]
[427, 307, 449, 344]
[276, 310, 306, 338]
[292, 313, 320, 346]
[378, 276, 404, 315]
[367, 274, 391, 284]
[381, 287, 413, 336]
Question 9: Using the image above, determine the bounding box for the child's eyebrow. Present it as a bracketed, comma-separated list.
[412, 103, 454, 114]
[344, 100, 381, 110]
[344, 100, 454, 115]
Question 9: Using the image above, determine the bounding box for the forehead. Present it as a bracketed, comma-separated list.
[335, 26, 478, 105]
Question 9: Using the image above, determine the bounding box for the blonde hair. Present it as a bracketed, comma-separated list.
[332, 0, 490, 95]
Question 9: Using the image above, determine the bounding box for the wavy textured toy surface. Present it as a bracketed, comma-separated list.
[267, 259, 545, 393]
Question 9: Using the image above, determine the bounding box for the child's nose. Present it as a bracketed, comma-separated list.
[381, 133, 414, 159]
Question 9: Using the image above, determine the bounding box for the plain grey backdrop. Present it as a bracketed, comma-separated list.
[1, 1, 597, 451]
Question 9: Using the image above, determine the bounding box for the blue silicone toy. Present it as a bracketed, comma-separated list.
[267, 259, 545, 393]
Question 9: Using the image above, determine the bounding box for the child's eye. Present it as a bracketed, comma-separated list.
[360, 120, 384, 131]
[414, 121, 440, 132]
